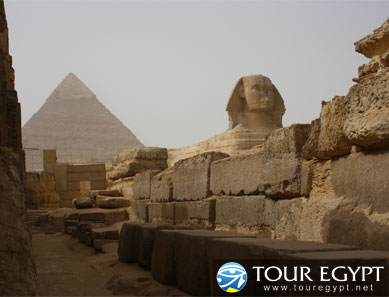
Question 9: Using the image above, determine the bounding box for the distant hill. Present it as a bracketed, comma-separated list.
[23, 72, 143, 168]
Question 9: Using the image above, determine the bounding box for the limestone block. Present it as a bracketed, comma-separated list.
[210, 149, 304, 198]
[118, 222, 147, 263]
[354, 19, 389, 58]
[343, 71, 389, 149]
[215, 196, 275, 237]
[148, 202, 175, 224]
[128, 200, 149, 222]
[91, 226, 118, 240]
[73, 197, 94, 209]
[67, 164, 105, 173]
[138, 223, 171, 268]
[215, 196, 306, 239]
[89, 189, 121, 199]
[110, 147, 168, 181]
[133, 170, 160, 200]
[175, 198, 216, 229]
[174, 230, 253, 296]
[150, 169, 173, 202]
[90, 180, 106, 191]
[173, 152, 229, 201]
[67, 171, 106, 182]
[95, 196, 131, 209]
[151, 230, 181, 285]
[264, 124, 310, 158]
[77, 208, 129, 225]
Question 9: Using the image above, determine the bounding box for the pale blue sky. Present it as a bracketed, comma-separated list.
[5, 0, 389, 148]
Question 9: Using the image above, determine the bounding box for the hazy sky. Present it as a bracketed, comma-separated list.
[4, 0, 389, 148]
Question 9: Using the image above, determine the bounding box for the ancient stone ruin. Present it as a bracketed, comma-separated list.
[1, 0, 389, 294]
[168, 74, 285, 166]
[23, 72, 143, 170]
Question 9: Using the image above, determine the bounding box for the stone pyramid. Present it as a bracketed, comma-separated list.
[23, 73, 143, 165]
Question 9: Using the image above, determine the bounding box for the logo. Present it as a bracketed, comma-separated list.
[217, 262, 248, 293]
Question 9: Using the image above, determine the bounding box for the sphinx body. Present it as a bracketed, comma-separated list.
[168, 74, 286, 166]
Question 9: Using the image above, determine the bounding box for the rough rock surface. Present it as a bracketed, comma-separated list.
[150, 169, 173, 202]
[108, 147, 167, 181]
[0, 3, 36, 294]
[354, 19, 389, 58]
[343, 71, 389, 149]
[133, 170, 160, 200]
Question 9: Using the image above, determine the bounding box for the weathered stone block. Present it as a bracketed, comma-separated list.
[95, 196, 131, 209]
[78, 208, 129, 225]
[354, 19, 389, 58]
[175, 198, 215, 229]
[151, 227, 196, 285]
[264, 124, 310, 158]
[133, 170, 160, 200]
[138, 223, 171, 268]
[73, 197, 94, 209]
[128, 200, 148, 223]
[174, 230, 253, 296]
[148, 202, 175, 224]
[91, 226, 118, 240]
[173, 152, 229, 201]
[215, 196, 306, 239]
[210, 149, 304, 198]
[109, 147, 168, 181]
[118, 222, 146, 263]
[215, 196, 275, 237]
[150, 169, 173, 202]
[343, 71, 389, 149]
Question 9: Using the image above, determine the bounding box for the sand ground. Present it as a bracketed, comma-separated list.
[32, 232, 188, 296]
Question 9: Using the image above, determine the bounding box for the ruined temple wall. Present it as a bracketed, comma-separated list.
[24, 171, 60, 209]
[123, 19, 389, 251]
[0, 1, 37, 295]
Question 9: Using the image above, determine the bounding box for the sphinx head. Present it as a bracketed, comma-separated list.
[226, 74, 285, 129]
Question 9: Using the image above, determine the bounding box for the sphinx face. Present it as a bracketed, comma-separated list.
[242, 76, 275, 112]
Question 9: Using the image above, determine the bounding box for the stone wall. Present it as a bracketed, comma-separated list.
[121, 19, 389, 251]
[0, 1, 37, 295]
[24, 171, 60, 209]
[43, 150, 107, 207]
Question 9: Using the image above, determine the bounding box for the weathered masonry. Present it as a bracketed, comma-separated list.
[43, 150, 107, 207]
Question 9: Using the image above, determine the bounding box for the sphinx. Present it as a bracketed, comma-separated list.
[168, 74, 286, 166]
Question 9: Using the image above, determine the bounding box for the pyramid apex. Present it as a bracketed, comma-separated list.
[47, 72, 96, 101]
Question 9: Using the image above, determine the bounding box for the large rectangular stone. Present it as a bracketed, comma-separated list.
[118, 222, 148, 263]
[264, 124, 310, 158]
[215, 196, 306, 239]
[91, 226, 118, 240]
[67, 171, 106, 182]
[175, 198, 215, 229]
[137, 223, 171, 268]
[150, 169, 173, 202]
[174, 230, 253, 296]
[173, 152, 229, 201]
[67, 164, 105, 173]
[210, 149, 303, 199]
[148, 202, 175, 224]
[128, 200, 149, 222]
[133, 170, 160, 200]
